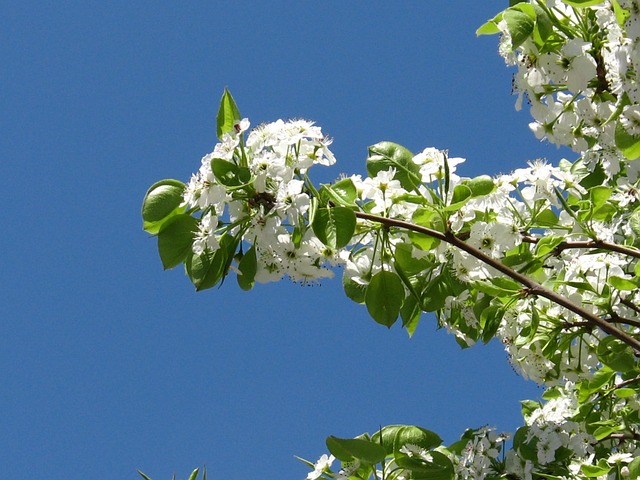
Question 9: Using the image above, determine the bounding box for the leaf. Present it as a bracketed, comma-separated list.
[328, 178, 358, 205]
[392, 426, 442, 453]
[137, 471, 153, 480]
[312, 207, 356, 249]
[366, 142, 420, 191]
[400, 294, 421, 337]
[615, 120, 640, 160]
[630, 206, 640, 238]
[580, 461, 611, 477]
[365, 270, 404, 327]
[237, 245, 257, 291]
[463, 175, 495, 197]
[421, 274, 450, 312]
[394, 451, 454, 480]
[141, 179, 186, 234]
[608, 275, 638, 291]
[187, 468, 200, 480]
[216, 88, 241, 140]
[480, 305, 504, 344]
[157, 214, 198, 270]
[211, 158, 241, 186]
[597, 336, 636, 372]
[448, 184, 471, 208]
[394, 242, 432, 276]
[562, 0, 607, 6]
[325, 436, 386, 464]
[185, 250, 222, 291]
[535, 235, 565, 257]
[186, 234, 237, 291]
[503, 8, 535, 49]
[476, 19, 501, 36]
[589, 185, 612, 208]
[613, 387, 637, 398]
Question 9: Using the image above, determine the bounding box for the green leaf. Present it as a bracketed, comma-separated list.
[237, 245, 257, 291]
[343, 275, 367, 304]
[476, 19, 501, 36]
[597, 336, 636, 372]
[366, 142, 420, 191]
[211, 158, 241, 186]
[608, 275, 638, 291]
[448, 184, 471, 207]
[326, 436, 387, 464]
[580, 461, 611, 477]
[535, 235, 564, 257]
[400, 294, 421, 337]
[216, 88, 241, 140]
[613, 387, 637, 398]
[535, 208, 559, 227]
[533, 5, 554, 44]
[630, 206, 640, 238]
[421, 274, 450, 312]
[141, 179, 186, 234]
[615, 120, 640, 160]
[589, 185, 612, 208]
[394, 450, 454, 480]
[187, 468, 200, 480]
[464, 175, 495, 197]
[562, 0, 606, 6]
[157, 214, 198, 270]
[503, 8, 535, 49]
[186, 234, 237, 291]
[629, 456, 640, 480]
[312, 207, 356, 249]
[186, 250, 221, 291]
[137, 471, 153, 480]
[328, 178, 358, 206]
[394, 242, 432, 276]
[392, 426, 442, 453]
[409, 207, 442, 250]
[480, 305, 504, 344]
[365, 270, 404, 327]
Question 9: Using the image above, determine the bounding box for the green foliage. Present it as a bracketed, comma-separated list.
[365, 270, 404, 327]
[366, 142, 421, 192]
[312, 207, 356, 249]
[141, 180, 186, 234]
[216, 88, 240, 140]
[157, 215, 198, 270]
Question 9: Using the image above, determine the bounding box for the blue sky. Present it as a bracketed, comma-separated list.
[2, 2, 565, 479]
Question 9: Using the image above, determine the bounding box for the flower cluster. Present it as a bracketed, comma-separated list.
[182, 115, 340, 284]
[495, 0, 640, 180]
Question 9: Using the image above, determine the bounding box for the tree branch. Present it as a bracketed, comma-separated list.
[521, 235, 640, 259]
[354, 211, 640, 354]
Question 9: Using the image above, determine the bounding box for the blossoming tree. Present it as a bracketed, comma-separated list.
[140, 1, 640, 478]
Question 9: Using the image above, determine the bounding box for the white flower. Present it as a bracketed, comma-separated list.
[306, 454, 334, 480]
[192, 211, 220, 255]
[607, 452, 633, 464]
[620, 105, 640, 136]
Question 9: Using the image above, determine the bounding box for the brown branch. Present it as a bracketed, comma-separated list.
[607, 313, 640, 329]
[616, 375, 640, 389]
[355, 211, 640, 354]
[521, 235, 640, 259]
[621, 298, 640, 315]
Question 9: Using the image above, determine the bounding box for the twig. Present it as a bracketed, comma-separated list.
[520, 235, 640, 259]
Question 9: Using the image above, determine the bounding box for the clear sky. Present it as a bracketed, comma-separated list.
[2, 2, 565, 479]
